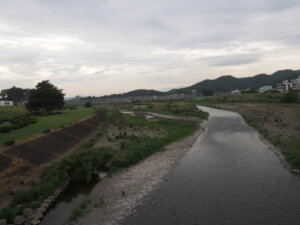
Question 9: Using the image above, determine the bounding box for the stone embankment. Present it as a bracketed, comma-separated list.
[0, 182, 69, 225]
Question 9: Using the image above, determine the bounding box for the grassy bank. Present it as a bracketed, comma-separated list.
[133, 101, 209, 119]
[198, 93, 291, 104]
[0, 106, 95, 147]
[0, 106, 27, 121]
[0, 106, 204, 222]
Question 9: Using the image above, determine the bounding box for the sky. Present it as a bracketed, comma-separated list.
[0, 0, 300, 97]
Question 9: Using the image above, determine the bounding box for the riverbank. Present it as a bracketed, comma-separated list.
[0, 103, 207, 223]
[74, 127, 203, 225]
[119, 105, 300, 225]
[199, 102, 300, 170]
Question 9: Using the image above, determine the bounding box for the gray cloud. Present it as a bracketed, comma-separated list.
[0, 0, 299, 96]
[208, 54, 261, 67]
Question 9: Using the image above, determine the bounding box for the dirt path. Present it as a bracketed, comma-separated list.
[75, 127, 204, 225]
[135, 111, 202, 123]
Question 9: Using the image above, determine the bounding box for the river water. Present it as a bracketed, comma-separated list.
[121, 106, 300, 225]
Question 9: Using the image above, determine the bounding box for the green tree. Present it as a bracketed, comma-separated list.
[84, 102, 92, 107]
[280, 91, 298, 103]
[26, 80, 65, 114]
[0, 86, 31, 104]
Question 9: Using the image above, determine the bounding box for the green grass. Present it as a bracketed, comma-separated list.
[108, 115, 198, 171]
[0, 106, 27, 121]
[0, 107, 95, 147]
[198, 93, 295, 104]
[69, 198, 92, 222]
[134, 102, 209, 119]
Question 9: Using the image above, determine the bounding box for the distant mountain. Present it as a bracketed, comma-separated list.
[101, 89, 165, 99]
[100, 69, 300, 98]
[167, 69, 300, 94]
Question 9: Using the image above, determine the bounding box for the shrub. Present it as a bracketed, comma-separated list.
[43, 147, 113, 183]
[280, 91, 298, 103]
[4, 140, 15, 146]
[84, 102, 92, 107]
[43, 129, 50, 133]
[0, 125, 11, 133]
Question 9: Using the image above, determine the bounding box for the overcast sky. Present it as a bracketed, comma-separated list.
[0, 0, 300, 97]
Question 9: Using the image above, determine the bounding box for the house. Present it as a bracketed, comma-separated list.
[0, 101, 13, 106]
[258, 86, 273, 93]
[276, 76, 300, 93]
[291, 76, 300, 91]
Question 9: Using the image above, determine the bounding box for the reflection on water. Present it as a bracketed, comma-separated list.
[40, 171, 107, 225]
[121, 106, 300, 225]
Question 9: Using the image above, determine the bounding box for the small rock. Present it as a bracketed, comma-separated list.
[30, 218, 40, 225]
[41, 202, 50, 209]
[43, 199, 51, 204]
[0, 219, 7, 225]
[33, 211, 43, 220]
[23, 208, 33, 217]
[14, 215, 25, 225]
[37, 207, 46, 214]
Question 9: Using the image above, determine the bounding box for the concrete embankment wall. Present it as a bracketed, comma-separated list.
[0, 112, 105, 173]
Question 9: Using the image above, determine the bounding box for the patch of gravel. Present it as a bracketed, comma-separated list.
[75, 127, 203, 225]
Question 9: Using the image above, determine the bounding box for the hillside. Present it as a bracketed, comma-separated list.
[168, 69, 300, 94]
[100, 69, 300, 98]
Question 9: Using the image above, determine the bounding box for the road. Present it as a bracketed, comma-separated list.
[121, 106, 300, 225]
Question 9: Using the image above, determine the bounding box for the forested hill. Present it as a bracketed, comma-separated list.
[101, 89, 165, 98]
[167, 69, 300, 94]
[101, 69, 300, 98]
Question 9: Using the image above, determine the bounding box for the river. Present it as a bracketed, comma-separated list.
[121, 106, 300, 225]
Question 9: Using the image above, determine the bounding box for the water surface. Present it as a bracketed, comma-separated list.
[122, 106, 300, 225]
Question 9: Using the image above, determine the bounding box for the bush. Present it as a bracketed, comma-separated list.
[4, 140, 15, 146]
[43, 129, 50, 133]
[280, 91, 298, 103]
[64, 105, 77, 110]
[43, 147, 113, 183]
[84, 102, 92, 107]
[0, 125, 11, 133]
[9, 115, 37, 130]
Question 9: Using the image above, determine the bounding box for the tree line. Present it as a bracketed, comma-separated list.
[1, 80, 65, 114]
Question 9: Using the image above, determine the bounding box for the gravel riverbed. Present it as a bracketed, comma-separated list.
[75, 127, 204, 225]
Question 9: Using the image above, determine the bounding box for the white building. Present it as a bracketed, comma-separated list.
[291, 76, 300, 91]
[276, 76, 300, 93]
[0, 101, 13, 106]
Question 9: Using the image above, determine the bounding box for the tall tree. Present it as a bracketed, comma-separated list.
[0, 86, 31, 104]
[26, 80, 65, 114]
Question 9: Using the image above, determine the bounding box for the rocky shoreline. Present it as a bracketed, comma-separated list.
[75, 126, 204, 225]
[0, 182, 69, 225]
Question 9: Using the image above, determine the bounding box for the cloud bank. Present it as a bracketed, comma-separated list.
[0, 0, 299, 96]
